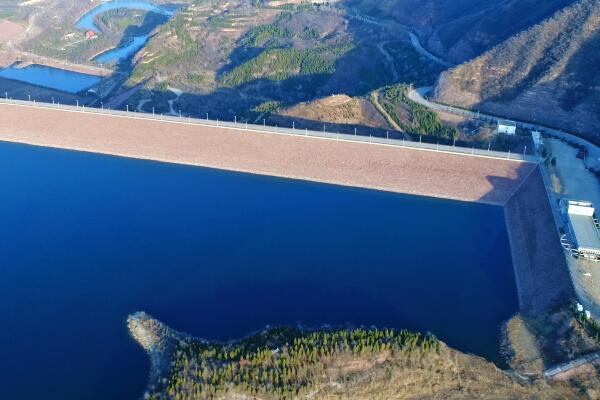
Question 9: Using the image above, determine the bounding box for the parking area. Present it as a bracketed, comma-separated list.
[545, 138, 600, 319]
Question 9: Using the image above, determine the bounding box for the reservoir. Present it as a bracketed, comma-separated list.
[0, 142, 518, 400]
[93, 35, 150, 64]
[0, 64, 101, 93]
[77, 0, 175, 64]
[76, 0, 174, 32]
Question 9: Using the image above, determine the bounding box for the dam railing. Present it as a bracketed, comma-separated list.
[0, 97, 538, 163]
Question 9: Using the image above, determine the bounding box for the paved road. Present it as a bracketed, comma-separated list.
[409, 87, 600, 163]
[346, 11, 454, 70]
[544, 351, 600, 379]
[408, 32, 453, 68]
[410, 86, 600, 324]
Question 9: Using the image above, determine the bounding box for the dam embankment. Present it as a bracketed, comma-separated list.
[504, 167, 574, 315]
[0, 101, 535, 205]
[0, 101, 570, 316]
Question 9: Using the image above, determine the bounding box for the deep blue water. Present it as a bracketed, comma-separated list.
[0, 64, 101, 93]
[77, 0, 174, 64]
[94, 35, 149, 64]
[76, 0, 173, 32]
[0, 142, 518, 400]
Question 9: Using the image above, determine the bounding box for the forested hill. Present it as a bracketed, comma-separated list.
[434, 0, 600, 139]
[345, 0, 575, 63]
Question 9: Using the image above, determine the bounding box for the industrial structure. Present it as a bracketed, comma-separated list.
[497, 119, 517, 135]
[565, 200, 600, 260]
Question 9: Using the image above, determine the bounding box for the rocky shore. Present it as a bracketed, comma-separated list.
[127, 312, 189, 395]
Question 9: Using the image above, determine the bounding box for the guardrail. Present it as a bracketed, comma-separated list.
[0, 97, 538, 163]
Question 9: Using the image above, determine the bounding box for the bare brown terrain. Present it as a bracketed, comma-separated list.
[434, 0, 600, 142]
[0, 19, 24, 44]
[276, 95, 390, 130]
[0, 102, 535, 206]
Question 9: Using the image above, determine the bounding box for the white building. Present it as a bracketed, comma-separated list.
[567, 201, 600, 260]
[497, 119, 517, 135]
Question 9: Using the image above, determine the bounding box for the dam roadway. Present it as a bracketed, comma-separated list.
[0, 99, 536, 206]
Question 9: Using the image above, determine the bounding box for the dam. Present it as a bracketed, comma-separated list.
[0, 99, 572, 399]
[0, 99, 535, 205]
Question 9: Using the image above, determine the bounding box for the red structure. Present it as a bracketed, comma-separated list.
[85, 30, 97, 39]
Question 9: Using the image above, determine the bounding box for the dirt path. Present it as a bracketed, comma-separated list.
[105, 82, 145, 109]
[369, 90, 402, 132]
[376, 41, 398, 82]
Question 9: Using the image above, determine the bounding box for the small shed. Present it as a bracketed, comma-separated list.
[497, 119, 517, 135]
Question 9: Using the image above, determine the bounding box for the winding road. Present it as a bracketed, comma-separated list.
[408, 87, 600, 160]
[408, 32, 453, 68]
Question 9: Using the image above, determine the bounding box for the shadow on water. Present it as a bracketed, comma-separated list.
[99, 10, 171, 75]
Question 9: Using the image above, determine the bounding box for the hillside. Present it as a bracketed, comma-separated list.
[345, 0, 575, 63]
[273, 94, 389, 131]
[129, 312, 582, 400]
[434, 0, 600, 140]
[124, 0, 442, 123]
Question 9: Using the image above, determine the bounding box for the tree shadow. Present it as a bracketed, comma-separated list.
[111, 3, 430, 124]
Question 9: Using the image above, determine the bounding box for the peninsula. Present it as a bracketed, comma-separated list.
[128, 312, 578, 400]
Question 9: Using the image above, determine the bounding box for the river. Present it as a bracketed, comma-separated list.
[0, 141, 518, 399]
[0, 1, 175, 93]
[78, 0, 175, 65]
